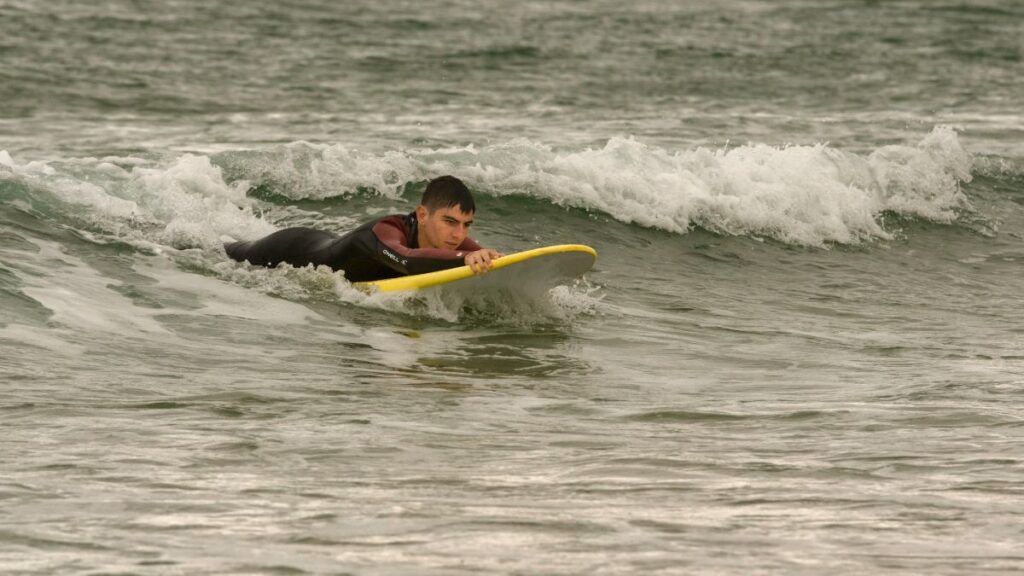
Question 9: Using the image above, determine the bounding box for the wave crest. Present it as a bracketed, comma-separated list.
[453, 126, 973, 245]
[216, 126, 973, 246]
[3, 126, 974, 249]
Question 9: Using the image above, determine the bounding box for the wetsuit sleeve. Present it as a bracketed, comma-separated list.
[458, 237, 482, 252]
[371, 219, 476, 275]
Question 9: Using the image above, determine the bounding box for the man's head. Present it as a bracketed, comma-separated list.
[416, 175, 476, 250]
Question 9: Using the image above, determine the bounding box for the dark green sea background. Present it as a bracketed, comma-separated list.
[2, 1, 1023, 574]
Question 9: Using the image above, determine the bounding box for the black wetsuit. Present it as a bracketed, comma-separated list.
[224, 212, 481, 282]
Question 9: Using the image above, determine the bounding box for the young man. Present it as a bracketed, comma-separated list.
[224, 175, 502, 282]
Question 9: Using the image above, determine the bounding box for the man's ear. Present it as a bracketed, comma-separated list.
[415, 205, 428, 223]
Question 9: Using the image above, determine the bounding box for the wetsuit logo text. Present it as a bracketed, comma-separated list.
[382, 248, 408, 266]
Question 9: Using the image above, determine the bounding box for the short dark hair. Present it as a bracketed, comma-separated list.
[421, 175, 475, 214]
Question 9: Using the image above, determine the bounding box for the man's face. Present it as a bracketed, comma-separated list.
[416, 205, 474, 250]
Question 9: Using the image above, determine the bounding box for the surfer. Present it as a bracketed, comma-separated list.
[224, 175, 502, 282]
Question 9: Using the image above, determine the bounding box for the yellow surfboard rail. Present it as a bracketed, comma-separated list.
[354, 244, 597, 293]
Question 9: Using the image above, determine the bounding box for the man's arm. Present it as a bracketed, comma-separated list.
[371, 219, 478, 276]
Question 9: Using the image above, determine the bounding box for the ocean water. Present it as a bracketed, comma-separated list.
[2, 0, 1023, 574]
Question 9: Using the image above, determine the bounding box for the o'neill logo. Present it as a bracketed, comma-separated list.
[382, 248, 407, 266]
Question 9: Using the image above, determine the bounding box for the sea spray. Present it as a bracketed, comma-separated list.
[211, 126, 974, 246]
[0, 127, 977, 322]
[1, 151, 275, 251]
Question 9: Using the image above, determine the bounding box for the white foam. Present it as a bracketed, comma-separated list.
[1, 150, 276, 251]
[221, 127, 972, 246]
[376, 280, 603, 325]
[134, 257, 323, 324]
[0, 149, 55, 176]
[126, 154, 276, 249]
[4, 126, 974, 256]
[0, 127, 977, 327]
[0, 323, 86, 356]
[449, 126, 972, 246]
[867, 125, 973, 221]
[216, 141, 422, 200]
[548, 282, 603, 318]
[204, 256, 595, 325]
[14, 240, 171, 335]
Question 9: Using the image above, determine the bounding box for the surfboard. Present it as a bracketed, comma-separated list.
[353, 244, 596, 293]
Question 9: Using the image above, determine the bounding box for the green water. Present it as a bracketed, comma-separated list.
[2, 1, 1023, 574]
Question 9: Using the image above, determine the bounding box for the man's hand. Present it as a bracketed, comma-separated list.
[465, 249, 503, 274]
